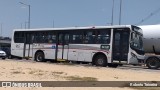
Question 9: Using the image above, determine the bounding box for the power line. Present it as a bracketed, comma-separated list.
[135, 7, 160, 25]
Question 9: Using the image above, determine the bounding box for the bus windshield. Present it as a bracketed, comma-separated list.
[131, 32, 143, 50]
[130, 26, 144, 55]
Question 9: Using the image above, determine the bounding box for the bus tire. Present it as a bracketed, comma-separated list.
[35, 51, 45, 62]
[94, 55, 107, 67]
[146, 57, 160, 69]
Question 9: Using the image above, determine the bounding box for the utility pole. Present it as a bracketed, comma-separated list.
[0, 23, 1, 48]
[28, 4, 30, 28]
[119, 0, 122, 25]
[19, 2, 31, 59]
[21, 23, 23, 29]
[25, 21, 28, 29]
[0, 23, 2, 37]
[111, 0, 114, 25]
[19, 2, 31, 29]
[53, 19, 54, 28]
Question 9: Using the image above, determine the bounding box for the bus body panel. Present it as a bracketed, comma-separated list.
[32, 44, 56, 59]
[11, 43, 33, 58]
[57, 45, 69, 60]
[68, 44, 110, 62]
[11, 25, 144, 66]
[25, 44, 33, 58]
[11, 43, 24, 57]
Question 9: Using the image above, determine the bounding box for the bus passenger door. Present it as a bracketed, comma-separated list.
[56, 33, 69, 61]
[112, 28, 130, 63]
[24, 32, 33, 58]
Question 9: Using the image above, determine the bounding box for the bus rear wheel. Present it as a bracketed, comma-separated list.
[94, 55, 107, 67]
[35, 51, 45, 62]
[146, 57, 160, 69]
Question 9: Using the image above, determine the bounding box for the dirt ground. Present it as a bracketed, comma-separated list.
[0, 59, 159, 90]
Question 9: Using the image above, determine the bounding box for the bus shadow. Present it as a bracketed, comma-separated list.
[119, 65, 160, 71]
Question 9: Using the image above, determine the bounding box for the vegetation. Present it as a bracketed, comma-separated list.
[65, 76, 97, 81]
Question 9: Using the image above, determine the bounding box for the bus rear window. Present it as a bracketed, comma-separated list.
[14, 31, 24, 43]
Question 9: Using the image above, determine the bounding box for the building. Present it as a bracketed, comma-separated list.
[0, 37, 11, 47]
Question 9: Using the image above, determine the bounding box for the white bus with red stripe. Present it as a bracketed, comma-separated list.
[11, 25, 144, 67]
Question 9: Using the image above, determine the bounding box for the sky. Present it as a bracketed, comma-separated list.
[0, 0, 160, 37]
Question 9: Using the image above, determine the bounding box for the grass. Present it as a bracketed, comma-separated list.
[10, 68, 15, 70]
[51, 71, 64, 75]
[1, 67, 5, 69]
[65, 76, 98, 81]
[28, 70, 36, 74]
[60, 62, 75, 66]
[36, 72, 44, 76]
[26, 68, 32, 70]
[28, 69, 46, 76]
[11, 71, 25, 74]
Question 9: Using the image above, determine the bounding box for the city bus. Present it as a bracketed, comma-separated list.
[11, 25, 144, 67]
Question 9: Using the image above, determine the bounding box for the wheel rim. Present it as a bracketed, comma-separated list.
[97, 58, 104, 65]
[148, 58, 158, 68]
[36, 53, 43, 61]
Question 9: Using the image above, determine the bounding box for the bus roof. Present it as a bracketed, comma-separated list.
[13, 25, 134, 32]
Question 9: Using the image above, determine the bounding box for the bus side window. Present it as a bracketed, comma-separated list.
[64, 34, 69, 44]
[97, 29, 111, 44]
[48, 34, 52, 43]
[33, 32, 48, 43]
[33, 32, 43, 43]
[51, 34, 56, 43]
[47, 32, 56, 43]
[70, 31, 83, 44]
[25, 33, 33, 44]
[58, 34, 63, 44]
[43, 32, 49, 43]
[84, 31, 96, 44]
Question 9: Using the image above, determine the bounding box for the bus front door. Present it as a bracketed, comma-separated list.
[112, 28, 130, 63]
[56, 33, 69, 61]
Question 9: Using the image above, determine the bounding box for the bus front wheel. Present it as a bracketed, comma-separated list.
[35, 51, 45, 62]
[94, 55, 107, 67]
[146, 57, 160, 69]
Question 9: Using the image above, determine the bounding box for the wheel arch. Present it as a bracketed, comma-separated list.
[145, 56, 160, 69]
[92, 52, 107, 65]
[34, 50, 45, 60]
[146, 56, 160, 63]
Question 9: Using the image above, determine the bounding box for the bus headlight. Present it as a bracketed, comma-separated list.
[131, 52, 137, 58]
